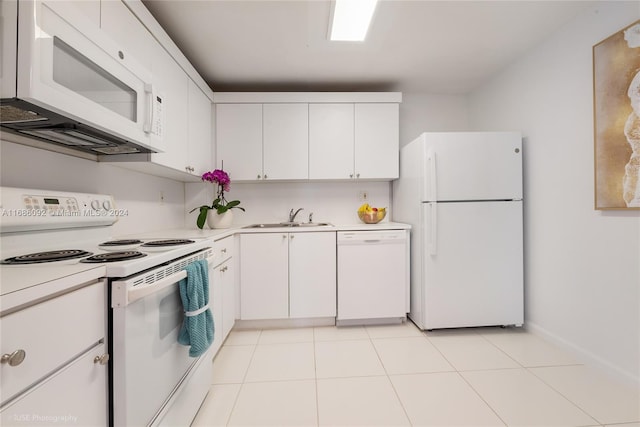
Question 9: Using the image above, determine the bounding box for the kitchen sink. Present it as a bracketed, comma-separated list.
[243, 222, 332, 229]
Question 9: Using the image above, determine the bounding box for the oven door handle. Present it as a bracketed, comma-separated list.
[113, 258, 214, 307]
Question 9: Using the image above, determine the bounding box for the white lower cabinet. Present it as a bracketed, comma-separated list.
[209, 236, 236, 354]
[0, 282, 107, 426]
[1, 342, 108, 427]
[239, 232, 336, 320]
[289, 232, 336, 318]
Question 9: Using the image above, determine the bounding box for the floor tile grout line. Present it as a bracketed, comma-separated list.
[223, 329, 262, 426]
[525, 365, 604, 426]
[313, 327, 320, 427]
[455, 370, 510, 427]
[475, 328, 528, 368]
[418, 327, 510, 426]
[368, 325, 417, 426]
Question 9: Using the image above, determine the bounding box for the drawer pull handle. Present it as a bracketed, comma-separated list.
[93, 354, 110, 365]
[1, 349, 26, 367]
[221, 248, 227, 253]
[220, 266, 228, 273]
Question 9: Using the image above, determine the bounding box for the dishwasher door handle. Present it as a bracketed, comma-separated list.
[363, 239, 381, 243]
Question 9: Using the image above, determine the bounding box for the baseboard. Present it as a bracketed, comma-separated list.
[526, 321, 640, 388]
[233, 317, 336, 330]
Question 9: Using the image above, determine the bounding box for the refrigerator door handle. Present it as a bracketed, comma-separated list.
[427, 150, 437, 202]
[428, 203, 438, 256]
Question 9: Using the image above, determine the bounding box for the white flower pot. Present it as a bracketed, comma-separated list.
[207, 209, 234, 229]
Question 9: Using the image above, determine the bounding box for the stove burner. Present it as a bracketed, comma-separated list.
[99, 239, 143, 247]
[1, 249, 94, 264]
[141, 239, 195, 247]
[80, 251, 147, 263]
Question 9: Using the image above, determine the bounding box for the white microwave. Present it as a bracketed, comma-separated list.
[0, 1, 164, 156]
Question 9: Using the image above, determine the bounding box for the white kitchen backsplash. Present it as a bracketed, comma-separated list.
[185, 180, 392, 228]
[0, 140, 185, 236]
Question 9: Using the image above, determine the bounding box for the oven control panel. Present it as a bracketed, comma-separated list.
[0, 187, 118, 232]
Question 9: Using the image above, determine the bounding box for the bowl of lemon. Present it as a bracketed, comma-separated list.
[357, 203, 387, 224]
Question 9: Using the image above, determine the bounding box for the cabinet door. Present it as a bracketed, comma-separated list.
[187, 80, 213, 176]
[216, 104, 263, 180]
[209, 261, 223, 357]
[355, 103, 399, 179]
[239, 234, 289, 320]
[289, 232, 337, 318]
[150, 47, 189, 170]
[221, 259, 236, 339]
[1, 343, 108, 426]
[263, 104, 309, 180]
[309, 104, 354, 180]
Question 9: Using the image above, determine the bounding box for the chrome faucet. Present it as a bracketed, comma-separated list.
[289, 208, 304, 223]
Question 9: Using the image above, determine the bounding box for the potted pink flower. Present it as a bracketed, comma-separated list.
[191, 168, 244, 229]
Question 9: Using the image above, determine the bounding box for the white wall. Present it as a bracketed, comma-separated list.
[468, 2, 640, 384]
[0, 140, 185, 236]
[400, 93, 469, 146]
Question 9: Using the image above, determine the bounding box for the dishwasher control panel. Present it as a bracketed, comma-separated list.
[337, 230, 407, 244]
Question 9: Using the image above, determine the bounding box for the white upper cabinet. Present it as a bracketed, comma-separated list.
[98, 0, 215, 181]
[149, 46, 189, 171]
[355, 103, 400, 179]
[187, 80, 213, 176]
[214, 93, 401, 182]
[216, 104, 263, 180]
[309, 103, 354, 180]
[263, 104, 309, 180]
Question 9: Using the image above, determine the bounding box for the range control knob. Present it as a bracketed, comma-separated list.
[90, 200, 101, 210]
[102, 200, 112, 210]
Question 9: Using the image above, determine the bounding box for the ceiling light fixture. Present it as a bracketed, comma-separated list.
[329, 0, 378, 42]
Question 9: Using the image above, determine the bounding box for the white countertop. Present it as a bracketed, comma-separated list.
[0, 265, 106, 314]
[123, 222, 411, 240]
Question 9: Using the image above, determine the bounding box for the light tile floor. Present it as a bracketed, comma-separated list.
[192, 322, 640, 427]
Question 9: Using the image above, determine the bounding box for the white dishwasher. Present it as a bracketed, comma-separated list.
[337, 230, 408, 323]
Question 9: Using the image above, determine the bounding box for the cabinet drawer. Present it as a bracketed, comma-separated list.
[0, 342, 107, 426]
[0, 282, 105, 404]
[213, 236, 234, 266]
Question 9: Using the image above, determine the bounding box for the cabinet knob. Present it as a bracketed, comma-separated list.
[118, 50, 124, 60]
[282, 234, 287, 239]
[93, 354, 110, 365]
[290, 235, 295, 239]
[221, 248, 227, 254]
[220, 266, 228, 273]
[350, 174, 354, 179]
[356, 173, 360, 178]
[257, 174, 261, 179]
[1, 349, 26, 367]
[263, 174, 268, 179]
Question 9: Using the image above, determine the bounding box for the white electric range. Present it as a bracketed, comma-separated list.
[0, 187, 216, 427]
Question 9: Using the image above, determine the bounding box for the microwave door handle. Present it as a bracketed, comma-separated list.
[143, 83, 154, 134]
[115, 258, 215, 306]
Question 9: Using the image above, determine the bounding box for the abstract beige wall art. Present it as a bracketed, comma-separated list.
[593, 20, 640, 210]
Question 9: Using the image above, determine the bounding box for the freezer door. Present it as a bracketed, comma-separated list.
[421, 132, 522, 202]
[423, 201, 523, 329]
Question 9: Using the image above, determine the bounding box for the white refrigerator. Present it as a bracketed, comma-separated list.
[393, 132, 524, 330]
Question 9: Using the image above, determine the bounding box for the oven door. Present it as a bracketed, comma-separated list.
[14, 1, 163, 151]
[110, 248, 214, 427]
